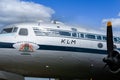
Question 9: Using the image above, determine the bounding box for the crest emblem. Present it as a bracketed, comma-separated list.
[19, 43, 34, 52]
[13, 42, 39, 52]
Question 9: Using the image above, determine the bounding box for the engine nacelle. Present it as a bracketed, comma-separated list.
[103, 49, 120, 74]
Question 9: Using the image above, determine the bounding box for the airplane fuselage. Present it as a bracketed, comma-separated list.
[0, 22, 120, 80]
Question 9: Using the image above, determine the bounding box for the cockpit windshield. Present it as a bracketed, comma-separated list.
[0, 27, 18, 34]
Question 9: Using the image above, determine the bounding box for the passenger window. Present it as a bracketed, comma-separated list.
[33, 28, 43, 36]
[79, 33, 84, 38]
[59, 31, 71, 36]
[72, 32, 77, 37]
[103, 36, 107, 41]
[45, 30, 59, 36]
[117, 37, 120, 43]
[96, 35, 102, 40]
[19, 28, 28, 36]
[85, 34, 95, 39]
[114, 37, 118, 42]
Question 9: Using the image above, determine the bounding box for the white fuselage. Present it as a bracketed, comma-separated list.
[0, 22, 120, 79]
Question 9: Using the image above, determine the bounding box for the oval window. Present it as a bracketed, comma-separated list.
[98, 43, 103, 48]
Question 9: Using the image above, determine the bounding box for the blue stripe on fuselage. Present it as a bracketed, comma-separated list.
[39, 45, 107, 54]
[0, 42, 14, 48]
[0, 42, 108, 54]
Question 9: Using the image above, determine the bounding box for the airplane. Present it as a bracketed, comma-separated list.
[0, 21, 120, 80]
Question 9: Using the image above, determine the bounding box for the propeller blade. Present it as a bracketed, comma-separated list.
[107, 21, 114, 57]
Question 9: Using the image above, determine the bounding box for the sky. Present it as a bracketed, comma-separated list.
[26, 0, 120, 28]
[1, 0, 120, 28]
[1, 0, 120, 80]
[0, 0, 120, 28]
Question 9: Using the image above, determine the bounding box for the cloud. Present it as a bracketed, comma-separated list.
[102, 18, 120, 27]
[118, 12, 120, 16]
[102, 12, 120, 27]
[0, 0, 55, 25]
[101, 15, 120, 35]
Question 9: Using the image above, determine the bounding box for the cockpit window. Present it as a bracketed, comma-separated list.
[13, 27, 18, 32]
[0, 27, 18, 34]
[19, 28, 28, 36]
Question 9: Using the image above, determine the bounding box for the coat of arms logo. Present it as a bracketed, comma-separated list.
[19, 43, 34, 52]
[13, 42, 39, 53]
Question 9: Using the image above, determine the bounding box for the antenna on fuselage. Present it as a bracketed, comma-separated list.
[37, 20, 44, 26]
[51, 20, 57, 24]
